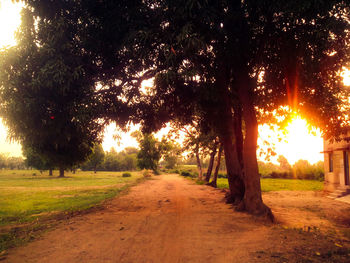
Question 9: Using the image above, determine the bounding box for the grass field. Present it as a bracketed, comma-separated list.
[0, 170, 143, 226]
[216, 177, 324, 192]
[0, 169, 144, 252]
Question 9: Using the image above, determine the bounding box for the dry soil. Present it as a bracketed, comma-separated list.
[3, 174, 350, 263]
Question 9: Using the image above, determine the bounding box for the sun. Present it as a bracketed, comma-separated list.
[278, 116, 323, 165]
[341, 67, 350, 86]
[258, 115, 324, 165]
[0, 0, 24, 48]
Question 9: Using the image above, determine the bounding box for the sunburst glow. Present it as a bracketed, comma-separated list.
[0, 0, 24, 48]
[258, 116, 323, 165]
[341, 67, 350, 86]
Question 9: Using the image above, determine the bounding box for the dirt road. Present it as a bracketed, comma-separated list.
[3, 174, 350, 263]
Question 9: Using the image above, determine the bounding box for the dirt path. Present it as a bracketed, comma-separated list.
[3, 174, 350, 263]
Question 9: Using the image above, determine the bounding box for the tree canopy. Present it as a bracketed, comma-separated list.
[0, 0, 349, 218]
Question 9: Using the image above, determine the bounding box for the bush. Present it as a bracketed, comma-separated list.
[122, 172, 132, 177]
[142, 169, 153, 177]
[218, 173, 227, 178]
[168, 169, 180, 174]
[181, 171, 191, 177]
[153, 170, 161, 175]
[270, 171, 292, 179]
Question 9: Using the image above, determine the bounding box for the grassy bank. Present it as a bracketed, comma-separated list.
[0, 170, 142, 226]
[0, 170, 143, 252]
[216, 177, 323, 192]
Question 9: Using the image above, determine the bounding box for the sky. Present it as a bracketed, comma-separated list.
[0, 0, 334, 165]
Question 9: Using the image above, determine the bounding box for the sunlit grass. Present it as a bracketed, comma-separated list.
[216, 178, 323, 192]
[0, 170, 142, 226]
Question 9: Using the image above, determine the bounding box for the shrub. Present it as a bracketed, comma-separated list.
[142, 169, 153, 177]
[153, 170, 160, 175]
[181, 171, 191, 177]
[218, 173, 227, 178]
[122, 172, 132, 177]
[270, 172, 292, 179]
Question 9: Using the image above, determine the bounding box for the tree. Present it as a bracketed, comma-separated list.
[103, 148, 121, 171]
[124, 147, 139, 156]
[209, 143, 224, 188]
[136, 0, 350, 219]
[0, 8, 104, 177]
[121, 154, 138, 171]
[136, 133, 162, 172]
[277, 155, 292, 173]
[161, 141, 182, 169]
[205, 139, 220, 182]
[86, 144, 105, 173]
[23, 146, 54, 175]
[293, 159, 314, 179]
[0, 154, 7, 169]
[3, 1, 350, 219]
[167, 120, 218, 181]
[6, 157, 25, 170]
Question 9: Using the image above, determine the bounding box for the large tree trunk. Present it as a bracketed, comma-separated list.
[58, 167, 65, 177]
[205, 140, 219, 182]
[195, 145, 203, 180]
[237, 74, 273, 220]
[216, 68, 245, 203]
[209, 143, 223, 188]
[221, 132, 244, 204]
[49, 169, 53, 176]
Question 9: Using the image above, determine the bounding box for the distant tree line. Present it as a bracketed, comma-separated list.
[258, 155, 324, 181]
[0, 154, 25, 170]
[81, 146, 138, 172]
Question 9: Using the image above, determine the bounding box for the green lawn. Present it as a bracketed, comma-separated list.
[0, 170, 142, 226]
[216, 177, 323, 192]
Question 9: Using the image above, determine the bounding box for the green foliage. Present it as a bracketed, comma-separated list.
[180, 171, 192, 177]
[168, 169, 180, 174]
[0, 1, 348, 214]
[0, 8, 104, 173]
[82, 144, 105, 172]
[81, 147, 138, 172]
[258, 158, 324, 181]
[179, 165, 198, 178]
[136, 133, 163, 172]
[161, 140, 182, 169]
[122, 172, 132, 177]
[22, 146, 53, 171]
[294, 160, 324, 181]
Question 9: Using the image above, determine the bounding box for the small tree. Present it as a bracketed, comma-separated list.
[135, 133, 162, 172]
[0, 154, 7, 169]
[277, 155, 292, 173]
[162, 141, 182, 169]
[103, 148, 121, 171]
[293, 159, 313, 179]
[23, 146, 54, 175]
[122, 155, 137, 171]
[86, 144, 105, 173]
